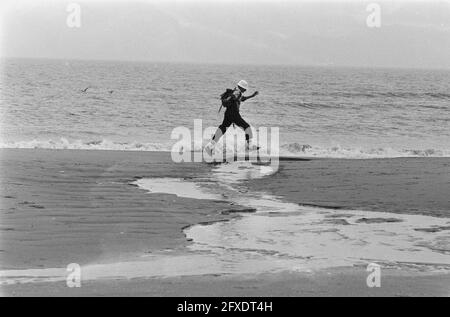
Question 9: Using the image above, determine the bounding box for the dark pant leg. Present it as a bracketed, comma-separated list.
[232, 114, 251, 142]
[213, 113, 233, 141]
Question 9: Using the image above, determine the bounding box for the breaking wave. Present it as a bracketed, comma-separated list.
[315, 92, 450, 100]
[0, 138, 167, 152]
[1, 138, 449, 159]
[280, 143, 450, 158]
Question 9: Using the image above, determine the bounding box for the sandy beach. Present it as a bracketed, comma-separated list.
[0, 149, 449, 296]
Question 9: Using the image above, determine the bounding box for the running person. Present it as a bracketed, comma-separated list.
[205, 80, 259, 154]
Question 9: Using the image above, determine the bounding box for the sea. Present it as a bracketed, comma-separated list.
[1, 58, 450, 158]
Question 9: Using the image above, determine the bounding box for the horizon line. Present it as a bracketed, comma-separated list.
[1, 56, 450, 72]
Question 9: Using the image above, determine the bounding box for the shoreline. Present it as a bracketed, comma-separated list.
[1, 145, 450, 160]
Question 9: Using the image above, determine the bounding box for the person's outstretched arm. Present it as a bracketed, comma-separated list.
[241, 91, 259, 102]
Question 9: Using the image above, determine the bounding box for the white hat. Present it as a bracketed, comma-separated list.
[237, 80, 249, 90]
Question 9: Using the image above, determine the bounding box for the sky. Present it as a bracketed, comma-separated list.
[1, 0, 449, 69]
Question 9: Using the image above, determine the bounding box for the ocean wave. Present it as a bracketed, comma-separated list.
[1, 138, 449, 159]
[334, 92, 450, 100]
[280, 143, 450, 158]
[0, 138, 167, 152]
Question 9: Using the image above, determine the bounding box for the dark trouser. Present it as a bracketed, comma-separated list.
[213, 111, 251, 142]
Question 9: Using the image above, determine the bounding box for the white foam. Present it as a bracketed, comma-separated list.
[280, 143, 450, 159]
[1, 138, 450, 159]
[0, 138, 168, 152]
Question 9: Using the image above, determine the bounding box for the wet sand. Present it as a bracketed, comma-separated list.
[4, 268, 450, 297]
[0, 149, 237, 270]
[0, 149, 449, 296]
[247, 157, 450, 217]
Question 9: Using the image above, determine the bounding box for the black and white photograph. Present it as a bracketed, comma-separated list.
[0, 0, 449, 299]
